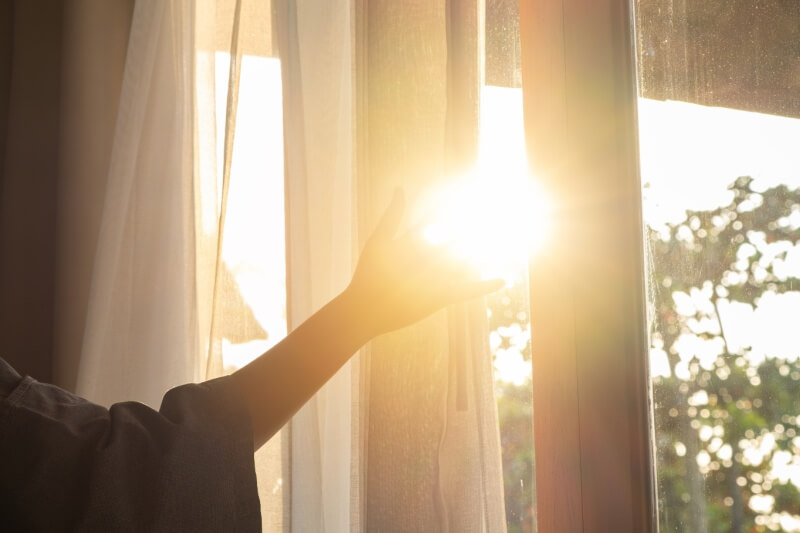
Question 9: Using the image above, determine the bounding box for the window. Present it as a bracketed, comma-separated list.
[633, 2, 800, 531]
[483, 2, 536, 531]
[520, 0, 655, 530]
[211, 2, 800, 531]
[482, 77, 536, 533]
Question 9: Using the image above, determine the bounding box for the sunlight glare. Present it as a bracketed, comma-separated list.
[420, 86, 550, 285]
[420, 176, 549, 284]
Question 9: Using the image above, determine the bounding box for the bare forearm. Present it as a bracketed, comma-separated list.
[231, 289, 371, 449]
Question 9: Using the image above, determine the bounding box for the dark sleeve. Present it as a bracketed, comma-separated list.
[0, 358, 261, 532]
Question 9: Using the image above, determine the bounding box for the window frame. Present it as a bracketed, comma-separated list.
[520, 0, 656, 531]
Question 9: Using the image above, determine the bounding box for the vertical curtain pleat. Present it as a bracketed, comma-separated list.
[68, 0, 285, 527]
[74, 0, 258, 401]
[73, 0, 505, 528]
[77, 0, 197, 408]
[440, 0, 506, 531]
[358, 0, 505, 531]
[358, 3, 448, 530]
[278, 0, 357, 530]
[205, 0, 242, 379]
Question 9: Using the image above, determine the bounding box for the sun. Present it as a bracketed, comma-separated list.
[420, 175, 549, 284]
[419, 86, 551, 285]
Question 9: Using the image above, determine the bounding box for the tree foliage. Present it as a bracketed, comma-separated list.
[491, 177, 800, 533]
[489, 282, 534, 533]
[650, 177, 800, 532]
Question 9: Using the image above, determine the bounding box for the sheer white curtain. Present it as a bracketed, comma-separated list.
[281, 0, 506, 531]
[76, 0, 200, 408]
[355, 1, 506, 531]
[69, 0, 505, 530]
[74, 0, 251, 412]
[277, 0, 358, 530]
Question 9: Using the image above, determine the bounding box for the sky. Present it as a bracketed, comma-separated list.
[639, 99, 800, 378]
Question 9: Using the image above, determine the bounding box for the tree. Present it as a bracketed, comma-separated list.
[649, 177, 800, 532]
[489, 280, 534, 533]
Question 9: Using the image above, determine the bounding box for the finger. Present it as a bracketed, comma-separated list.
[372, 188, 405, 241]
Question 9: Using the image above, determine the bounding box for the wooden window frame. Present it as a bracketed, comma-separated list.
[521, 0, 656, 531]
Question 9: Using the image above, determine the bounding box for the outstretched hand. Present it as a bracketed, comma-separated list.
[236, 187, 503, 449]
[345, 188, 503, 338]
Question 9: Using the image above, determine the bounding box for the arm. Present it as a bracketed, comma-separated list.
[231, 190, 502, 449]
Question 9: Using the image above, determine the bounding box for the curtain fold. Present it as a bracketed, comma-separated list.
[277, 0, 358, 530]
[76, 0, 197, 408]
[356, 0, 506, 531]
[278, 0, 504, 530]
[74, 0, 252, 407]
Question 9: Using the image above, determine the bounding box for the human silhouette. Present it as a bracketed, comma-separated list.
[0, 189, 501, 531]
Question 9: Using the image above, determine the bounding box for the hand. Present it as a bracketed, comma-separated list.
[345, 188, 503, 338]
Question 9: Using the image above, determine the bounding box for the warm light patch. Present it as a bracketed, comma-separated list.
[420, 176, 549, 284]
[418, 85, 550, 285]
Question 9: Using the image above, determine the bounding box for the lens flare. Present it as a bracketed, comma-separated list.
[419, 173, 550, 284]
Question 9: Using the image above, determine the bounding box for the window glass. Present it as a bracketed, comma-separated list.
[480, 85, 535, 533]
[485, 2, 535, 531]
[214, 53, 286, 373]
[633, 2, 800, 531]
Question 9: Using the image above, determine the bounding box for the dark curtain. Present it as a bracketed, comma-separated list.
[0, 0, 133, 388]
[0, 0, 63, 382]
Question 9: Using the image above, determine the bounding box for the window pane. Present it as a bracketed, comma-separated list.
[480, 86, 535, 533]
[484, 3, 535, 531]
[633, 2, 800, 531]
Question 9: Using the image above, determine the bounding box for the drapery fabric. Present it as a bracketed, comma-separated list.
[71, 0, 286, 527]
[74, 0, 266, 421]
[278, 0, 506, 529]
[276, 0, 358, 531]
[76, 0, 198, 408]
[356, 1, 506, 531]
[0, 0, 65, 383]
[65, 0, 505, 530]
[66, 8, 295, 526]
